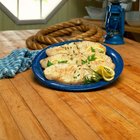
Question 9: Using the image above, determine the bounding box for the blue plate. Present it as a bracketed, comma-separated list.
[32, 40, 124, 91]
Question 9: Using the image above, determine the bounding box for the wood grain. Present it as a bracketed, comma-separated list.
[83, 18, 140, 34]
[0, 95, 24, 140]
[0, 26, 140, 140]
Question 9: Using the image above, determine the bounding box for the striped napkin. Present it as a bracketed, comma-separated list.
[0, 48, 40, 79]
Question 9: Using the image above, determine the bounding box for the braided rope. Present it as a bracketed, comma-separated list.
[26, 36, 47, 50]
[48, 25, 89, 37]
[26, 19, 104, 50]
[37, 20, 82, 36]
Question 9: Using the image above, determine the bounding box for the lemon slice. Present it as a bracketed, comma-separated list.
[96, 66, 115, 81]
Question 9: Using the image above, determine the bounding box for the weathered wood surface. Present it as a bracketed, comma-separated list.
[83, 18, 140, 34]
[0, 29, 140, 140]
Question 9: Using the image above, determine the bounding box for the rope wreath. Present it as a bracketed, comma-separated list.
[26, 19, 104, 50]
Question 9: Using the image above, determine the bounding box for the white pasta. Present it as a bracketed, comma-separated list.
[40, 41, 115, 84]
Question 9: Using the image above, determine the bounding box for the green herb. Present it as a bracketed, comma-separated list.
[73, 76, 77, 79]
[92, 71, 102, 82]
[70, 57, 73, 60]
[47, 60, 53, 67]
[81, 59, 87, 64]
[84, 76, 93, 84]
[87, 65, 91, 68]
[91, 47, 95, 52]
[84, 71, 102, 84]
[74, 74, 80, 78]
[58, 60, 68, 63]
[87, 54, 96, 62]
[76, 60, 78, 64]
[77, 74, 80, 77]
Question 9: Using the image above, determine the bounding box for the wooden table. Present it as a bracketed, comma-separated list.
[0, 30, 140, 140]
[83, 19, 140, 34]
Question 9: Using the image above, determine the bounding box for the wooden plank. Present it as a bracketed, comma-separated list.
[0, 79, 50, 140]
[117, 83, 140, 103]
[0, 41, 26, 55]
[124, 63, 140, 76]
[117, 73, 140, 93]
[24, 70, 140, 140]
[56, 92, 126, 140]
[82, 19, 140, 34]
[94, 88, 140, 127]
[0, 79, 14, 91]
[83, 93, 140, 140]
[10, 73, 76, 140]
[0, 95, 24, 140]
[56, 89, 140, 140]
[23, 70, 101, 140]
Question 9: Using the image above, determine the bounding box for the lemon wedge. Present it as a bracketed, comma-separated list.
[96, 66, 115, 81]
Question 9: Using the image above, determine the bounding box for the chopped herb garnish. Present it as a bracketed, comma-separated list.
[73, 76, 77, 79]
[77, 74, 80, 77]
[58, 60, 68, 63]
[91, 47, 95, 52]
[47, 60, 53, 67]
[70, 57, 73, 60]
[84, 71, 102, 84]
[88, 65, 91, 68]
[87, 54, 96, 61]
[84, 76, 93, 84]
[76, 60, 78, 64]
[81, 59, 87, 64]
[92, 71, 102, 82]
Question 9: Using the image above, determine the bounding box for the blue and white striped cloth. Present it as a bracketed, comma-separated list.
[0, 48, 40, 79]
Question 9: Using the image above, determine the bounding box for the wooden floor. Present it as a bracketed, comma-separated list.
[0, 29, 140, 140]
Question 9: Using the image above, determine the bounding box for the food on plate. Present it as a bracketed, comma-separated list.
[40, 41, 115, 84]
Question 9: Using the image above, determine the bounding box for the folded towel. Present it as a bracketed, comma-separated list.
[0, 48, 40, 79]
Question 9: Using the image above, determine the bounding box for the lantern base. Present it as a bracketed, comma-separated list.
[104, 34, 124, 45]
